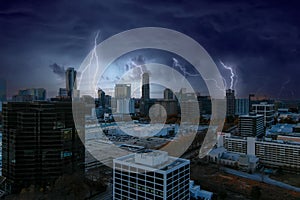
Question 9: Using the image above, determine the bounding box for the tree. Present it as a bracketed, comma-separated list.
[218, 190, 228, 200]
[250, 186, 261, 200]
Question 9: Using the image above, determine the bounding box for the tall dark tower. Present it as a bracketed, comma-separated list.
[140, 73, 150, 116]
[66, 67, 77, 97]
[226, 89, 236, 116]
[142, 72, 150, 100]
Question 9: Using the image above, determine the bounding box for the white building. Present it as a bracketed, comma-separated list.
[252, 102, 275, 127]
[218, 133, 300, 170]
[113, 150, 190, 200]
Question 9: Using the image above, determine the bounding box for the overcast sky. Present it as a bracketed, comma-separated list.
[0, 0, 299, 99]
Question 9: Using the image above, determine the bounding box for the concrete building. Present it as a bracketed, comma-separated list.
[235, 98, 249, 116]
[252, 102, 275, 127]
[226, 89, 235, 116]
[115, 84, 131, 99]
[218, 133, 300, 170]
[113, 150, 190, 200]
[1, 101, 85, 193]
[238, 113, 264, 137]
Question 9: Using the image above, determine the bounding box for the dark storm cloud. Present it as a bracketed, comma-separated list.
[0, 0, 300, 98]
[49, 63, 65, 79]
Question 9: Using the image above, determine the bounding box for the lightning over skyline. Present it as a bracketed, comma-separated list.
[219, 60, 236, 91]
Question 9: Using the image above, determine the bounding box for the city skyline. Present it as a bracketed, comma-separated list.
[0, 1, 300, 99]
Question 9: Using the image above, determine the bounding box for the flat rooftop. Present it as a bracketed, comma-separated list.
[114, 150, 189, 172]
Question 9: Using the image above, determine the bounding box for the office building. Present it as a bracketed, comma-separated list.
[164, 88, 174, 100]
[140, 73, 150, 116]
[197, 95, 211, 115]
[12, 88, 46, 101]
[66, 67, 77, 97]
[113, 150, 190, 200]
[115, 84, 131, 99]
[58, 88, 68, 97]
[2, 101, 85, 192]
[238, 113, 264, 137]
[252, 102, 275, 127]
[218, 133, 300, 170]
[226, 89, 235, 116]
[235, 98, 249, 116]
[142, 73, 150, 100]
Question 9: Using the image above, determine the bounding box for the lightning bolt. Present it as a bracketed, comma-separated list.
[172, 58, 225, 93]
[78, 31, 100, 95]
[219, 60, 235, 90]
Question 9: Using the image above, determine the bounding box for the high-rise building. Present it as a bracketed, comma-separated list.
[97, 88, 106, 107]
[12, 88, 46, 101]
[115, 84, 131, 99]
[235, 98, 249, 116]
[238, 113, 264, 137]
[252, 102, 275, 127]
[197, 95, 212, 115]
[164, 88, 174, 100]
[140, 73, 150, 116]
[58, 88, 68, 97]
[226, 89, 235, 116]
[66, 67, 77, 97]
[142, 73, 150, 100]
[2, 101, 85, 192]
[113, 150, 190, 200]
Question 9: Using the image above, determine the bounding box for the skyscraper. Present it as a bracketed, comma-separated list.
[238, 113, 264, 137]
[114, 84, 131, 99]
[226, 89, 235, 116]
[140, 73, 150, 116]
[252, 102, 275, 127]
[142, 72, 150, 100]
[164, 88, 174, 100]
[113, 150, 190, 200]
[2, 101, 85, 193]
[66, 67, 77, 97]
[235, 98, 249, 116]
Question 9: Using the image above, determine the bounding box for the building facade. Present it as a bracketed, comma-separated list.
[219, 133, 300, 170]
[252, 102, 275, 127]
[238, 113, 264, 137]
[113, 150, 190, 200]
[226, 89, 235, 116]
[2, 101, 85, 192]
[235, 98, 249, 116]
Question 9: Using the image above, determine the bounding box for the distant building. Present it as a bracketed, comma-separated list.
[235, 98, 249, 116]
[140, 73, 150, 116]
[252, 102, 275, 127]
[197, 95, 211, 115]
[238, 113, 264, 137]
[142, 73, 150, 100]
[2, 101, 85, 193]
[226, 89, 235, 116]
[113, 150, 190, 200]
[12, 88, 46, 101]
[97, 88, 106, 107]
[164, 88, 174, 100]
[115, 84, 131, 99]
[116, 98, 135, 114]
[218, 133, 300, 170]
[65, 67, 77, 97]
[58, 88, 68, 97]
